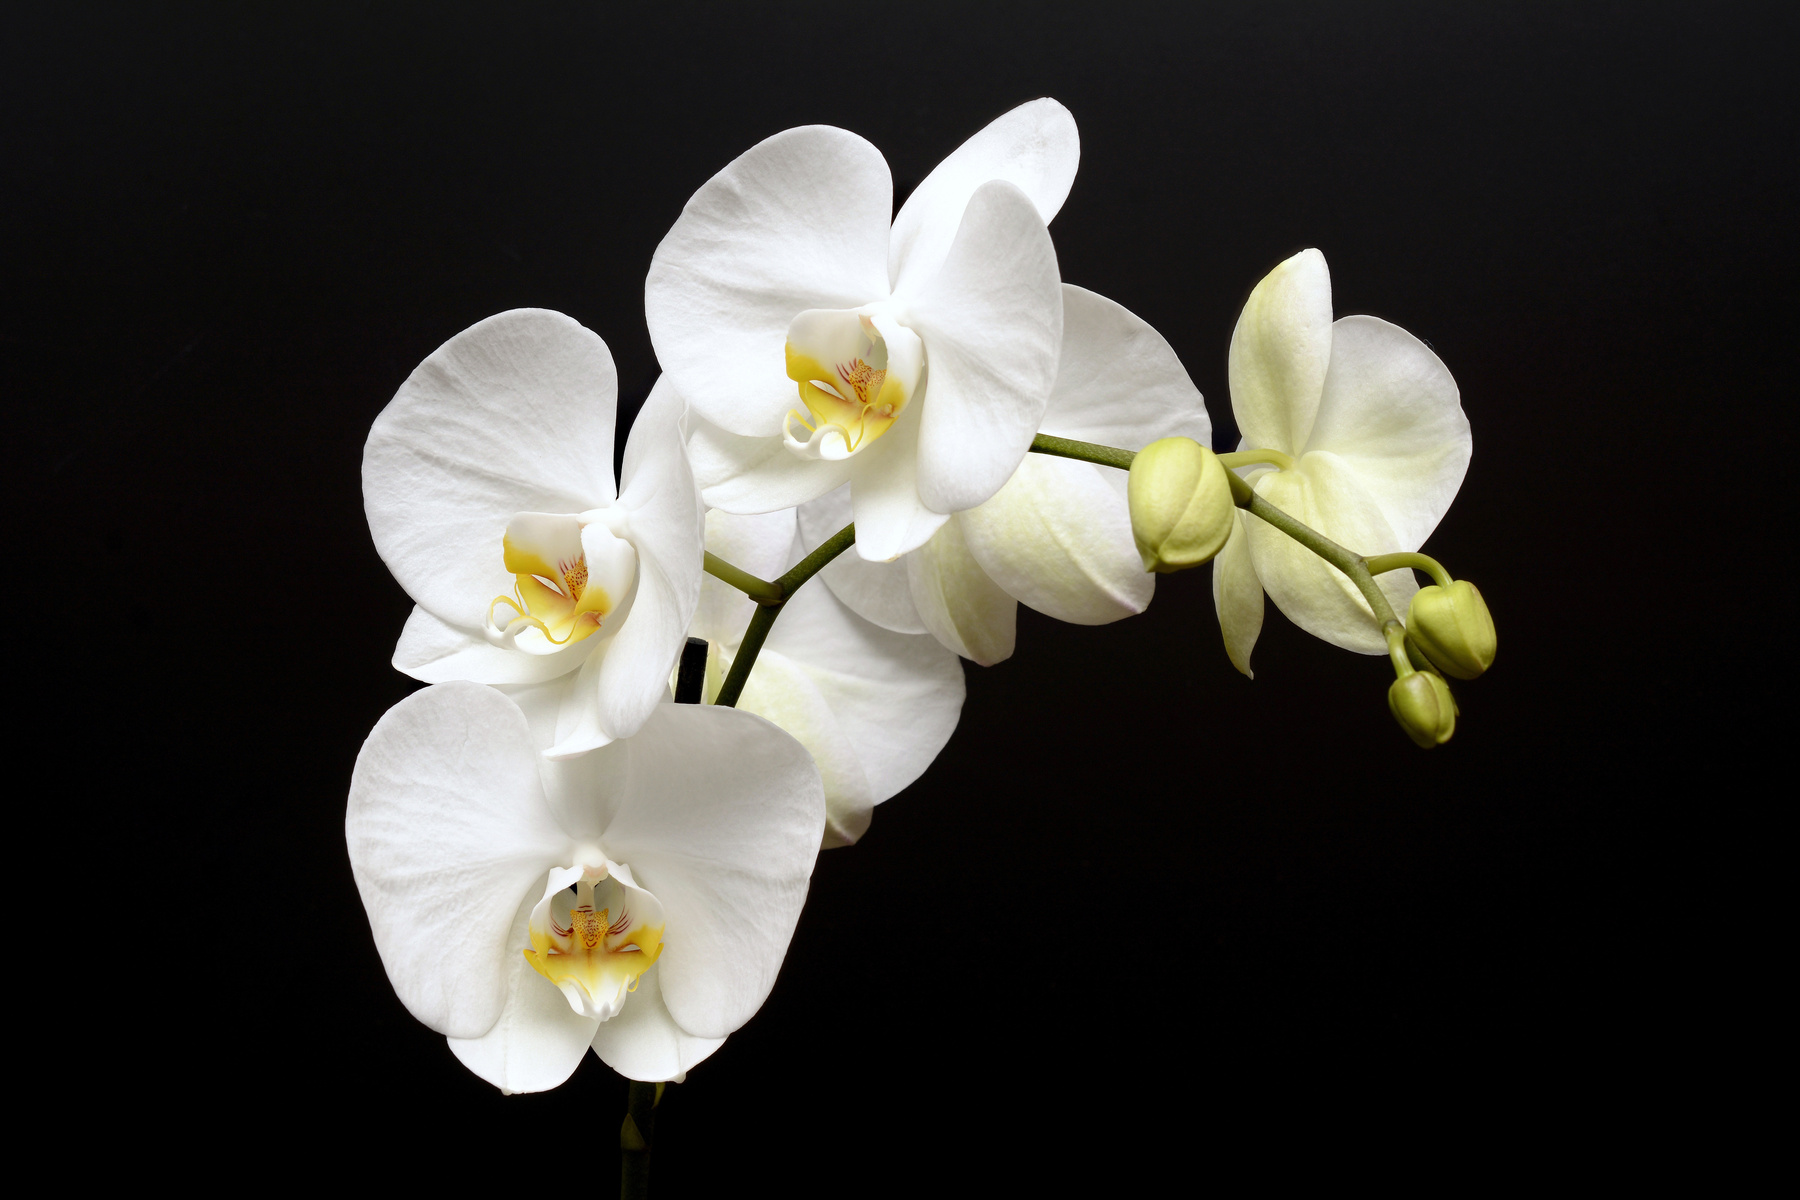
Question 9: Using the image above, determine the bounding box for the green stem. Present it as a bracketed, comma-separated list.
[1365, 551, 1453, 589]
[621, 1080, 663, 1200]
[1384, 621, 1414, 678]
[1240, 492, 1401, 629]
[713, 523, 858, 709]
[703, 551, 783, 604]
[1028, 432, 1137, 471]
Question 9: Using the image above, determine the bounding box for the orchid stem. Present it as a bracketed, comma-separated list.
[703, 551, 783, 604]
[713, 522, 857, 708]
[1028, 432, 1136, 471]
[621, 1079, 663, 1200]
[1365, 551, 1453, 589]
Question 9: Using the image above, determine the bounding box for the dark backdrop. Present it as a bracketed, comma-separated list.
[9, 2, 1786, 1185]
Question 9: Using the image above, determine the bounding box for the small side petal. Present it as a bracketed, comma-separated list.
[904, 181, 1063, 514]
[847, 397, 951, 561]
[1228, 249, 1333, 456]
[393, 605, 593, 686]
[1304, 315, 1471, 549]
[646, 126, 892, 438]
[600, 705, 825, 1040]
[906, 516, 1018, 665]
[959, 454, 1151, 626]
[1211, 508, 1265, 678]
[588, 963, 725, 1084]
[688, 410, 858, 514]
[800, 486, 926, 634]
[889, 98, 1080, 293]
[346, 682, 572, 1039]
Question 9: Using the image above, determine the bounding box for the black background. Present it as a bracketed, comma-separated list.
[9, 2, 1787, 1185]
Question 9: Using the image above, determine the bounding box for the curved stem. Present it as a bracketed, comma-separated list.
[1365, 551, 1453, 589]
[1028, 433, 1137, 471]
[703, 551, 783, 604]
[1241, 493, 1400, 628]
[712, 523, 858, 709]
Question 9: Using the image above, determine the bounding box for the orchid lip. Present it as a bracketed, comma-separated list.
[522, 862, 666, 1022]
[782, 306, 922, 460]
[484, 511, 638, 653]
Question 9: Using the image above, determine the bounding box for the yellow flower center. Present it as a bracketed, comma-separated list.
[524, 874, 665, 1021]
[486, 512, 637, 650]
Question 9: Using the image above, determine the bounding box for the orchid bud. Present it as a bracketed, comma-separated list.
[1407, 580, 1496, 680]
[1128, 437, 1234, 573]
[1388, 671, 1457, 748]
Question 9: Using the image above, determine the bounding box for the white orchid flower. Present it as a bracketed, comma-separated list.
[347, 680, 825, 1093]
[791, 286, 1210, 665]
[1213, 249, 1471, 673]
[648, 99, 1077, 562]
[363, 310, 704, 758]
[690, 506, 965, 847]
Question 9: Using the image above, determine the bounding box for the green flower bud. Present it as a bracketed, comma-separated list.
[1127, 437, 1234, 573]
[1407, 580, 1496, 680]
[1387, 671, 1457, 748]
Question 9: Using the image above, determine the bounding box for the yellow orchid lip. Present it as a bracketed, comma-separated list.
[782, 308, 921, 459]
[523, 867, 665, 1021]
[486, 512, 637, 651]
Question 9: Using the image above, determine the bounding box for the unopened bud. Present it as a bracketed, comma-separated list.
[1128, 437, 1234, 573]
[1407, 580, 1496, 680]
[1388, 671, 1456, 748]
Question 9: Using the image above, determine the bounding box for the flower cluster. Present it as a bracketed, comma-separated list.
[349, 100, 1484, 1096]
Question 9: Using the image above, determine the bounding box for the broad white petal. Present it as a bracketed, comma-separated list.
[346, 682, 573, 1039]
[1228, 249, 1332, 457]
[691, 508, 797, 651]
[1041, 285, 1210, 449]
[759, 570, 964, 837]
[646, 126, 892, 437]
[889, 98, 1079, 293]
[446, 889, 601, 1094]
[905, 181, 1063, 514]
[393, 605, 593, 685]
[688, 410, 858, 513]
[959, 454, 1151, 625]
[599, 705, 824, 1040]
[800, 485, 926, 634]
[1211, 509, 1264, 678]
[591, 379, 706, 742]
[1304, 315, 1471, 548]
[364, 310, 617, 630]
[906, 516, 1017, 665]
[847, 394, 951, 561]
[1246, 457, 1419, 654]
[588, 963, 725, 1084]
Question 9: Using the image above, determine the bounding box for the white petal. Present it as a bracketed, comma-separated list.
[1245, 457, 1419, 654]
[599, 705, 824, 1040]
[346, 682, 573, 1039]
[889, 98, 1079, 294]
[905, 516, 1018, 665]
[691, 508, 796, 651]
[959, 454, 1151, 625]
[730, 646, 877, 849]
[847, 392, 951, 561]
[545, 637, 618, 760]
[799, 485, 926, 634]
[1228, 249, 1333, 457]
[588, 963, 725, 1084]
[645, 126, 892, 438]
[1304, 315, 1471, 549]
[904, 181, 1063, 514]
[364, 310, 617, 631]
[1211, 509, 1264, 678]
[393, 605, 593, 686]
[687, 410, 858, 513]
[1040, 285, 1210, 449]
[593, 378, 706, 742]
[446, 889, 601, 1094]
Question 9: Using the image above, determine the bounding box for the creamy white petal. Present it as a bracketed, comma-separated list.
[688, 411, 858, 514]
[393, 605, 595, 686]
[1304, 315, 1471, 549]
[588, 963, 726, 1084]
[1211, 509, 1264, 678]
[646, 126, 893, 438]
[888, 98, 1079, 294]
[847, 394, 951, 561]
[959, 454, 1150, 625]
[1245, 456, 1419, 655]
[364, 310, 618, 631]
[599, 705, 824, 1040]
[1228, 249, 1333, 457]
[446, 889, 601, 1094]
[800, 485, 926, 634]
[1040, 285, 1210, 449]
[906, 516, 1017, 665]
[904, 181, 1063, 514]
[346, 682, 573, 1039]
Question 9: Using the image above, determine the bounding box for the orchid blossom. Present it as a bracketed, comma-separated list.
[648, 100, 1076, 562]
[1212, 250, 1471, 673]
[794, 286, 1210, 664]
[363, 310, 704, 757]
[690, 506, 965, 847]
[347, 681, 825, 1092]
